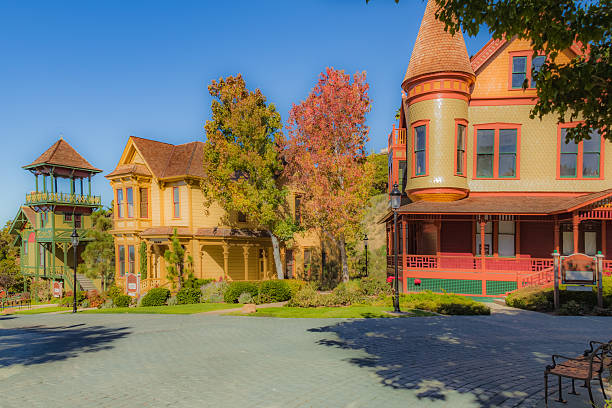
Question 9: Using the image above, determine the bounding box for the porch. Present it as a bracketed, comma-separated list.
[385, 190, 612, 297]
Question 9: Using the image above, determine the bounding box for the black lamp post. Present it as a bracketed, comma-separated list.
[390, 183, 401, 313]
[70, 228, 79, 313]
[363, 234, 369, 277]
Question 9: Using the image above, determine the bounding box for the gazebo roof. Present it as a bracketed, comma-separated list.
[23, 138, 101, 173]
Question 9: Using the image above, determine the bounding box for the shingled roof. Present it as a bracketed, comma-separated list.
[107, 136, 205, 180]
[403, 0, 474, 88]
[24, 139, 101, 173]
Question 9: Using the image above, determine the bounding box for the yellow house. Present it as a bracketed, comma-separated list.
[106, 136, 323, 292]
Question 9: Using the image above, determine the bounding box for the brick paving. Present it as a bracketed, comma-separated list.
[0, 306, 609, 407]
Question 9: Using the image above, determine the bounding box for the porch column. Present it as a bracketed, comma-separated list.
[515, 219, 521, 256]
[243, 246, 250, 281]
[572, 212, 579, 254]
[402, 219, 408, 274]
[268, 247, 274, 279]
[553, 217, 560, 253]
[479, 218, 486, 271]
[35, 174, 39, 192]
[223, 244, 229, 280]
[602, 221, 607, 257]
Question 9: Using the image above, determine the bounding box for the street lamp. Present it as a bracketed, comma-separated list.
[363, 234, 369, 277]
[70, 228, 79, 314]
[390, 183, 401, 313]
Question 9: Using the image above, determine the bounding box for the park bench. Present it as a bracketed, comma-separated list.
[544, 340, 611, 407]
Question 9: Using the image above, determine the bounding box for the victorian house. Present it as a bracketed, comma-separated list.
[385, 0, 611, 297]
[107, 136, 321, 292]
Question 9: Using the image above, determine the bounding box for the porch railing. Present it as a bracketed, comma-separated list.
[388, 127, 406, 147]
[388, 254, 553, 273]
[26, 192, 102, 206]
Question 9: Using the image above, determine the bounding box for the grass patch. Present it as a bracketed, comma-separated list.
[80, 303, 241, 315]
[229, 305, 436, 318]
[12, 306, 71, 315]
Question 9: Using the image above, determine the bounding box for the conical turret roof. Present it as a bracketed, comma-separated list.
[403, 0, 474, 88]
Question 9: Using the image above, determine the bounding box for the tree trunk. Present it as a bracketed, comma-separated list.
[269, 232, 284, 279]
[339, 237, 349, 282]
[177, 263, 183, 290]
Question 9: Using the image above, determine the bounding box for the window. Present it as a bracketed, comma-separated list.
[511, 56, 527, 88]
[285, 250, 293, 279]
[476, 221, 493, 256]
[139, 188, 149, 218]
[510, 52, 546, 89]
[303, 248, 312, 273]
[126, 187, 134, 218]
[119, 245, 125, 276]
[455, 121, 467, 175]
[412, 121, 428, 177]
[498, 221, 515, 257]
[474, 125, 520, 179]
[64, 213, 72, 222]
[173, 187, 180, 218]
[128, 245, 135, 274]
[294, 195, 301, 225]
[116, 189, 124, 218]
[40, 212, 47, 228]
[74, 214, 82, 228]
[398, 161, 407, 191]
[531, 55, 546, 87]
[237, 212, 247, 223]
[23, 241, 28, 255]
[558, 126, 602, 179]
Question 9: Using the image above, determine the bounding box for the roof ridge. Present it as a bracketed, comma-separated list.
[185, 142, 198, 175]
[162, 145, 177, 178]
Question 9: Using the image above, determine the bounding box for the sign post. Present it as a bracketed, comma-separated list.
[596, 251, 604, 308]
[553, 250, 560, 311]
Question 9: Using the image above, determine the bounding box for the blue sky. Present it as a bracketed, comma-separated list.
[0, 0, 490, 223]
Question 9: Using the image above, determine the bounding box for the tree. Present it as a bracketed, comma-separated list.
[78, 209, 114, 292]
[139, 241, 147, 280]
[282, 67, 374, 282]
[0, 222, 21, 291]
[164, 229, 193, 290]
[201, 74, 297, 279]
[367, 152, 388, 196]
[374, 0, 611, 143]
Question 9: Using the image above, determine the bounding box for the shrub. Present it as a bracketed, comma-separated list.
[60, 291, 87, 307]
[287, 285, 328, 307]
[167, 296, 178, 306]
[106, 286, 122, 300]
[395, 291, 490, 315]
[256, 280, 291, 304]
[358, 277, 392, 297]
[101, 299, 114, 309]
[329, 281, 366, 306]
[201, 281, 227, 303]
[505, 286, 552, 312]
[88, 294, 105, 309]
[140, 288, 170, 307]
[114, 295, 132, 308]
[558, 300, 584, 315]
[183, 278, 214, 289]
[176, 288, 201, 305]
[238, 292, 254, 304]
[286, 280, 308, 298]
[224, 281, 259, 303]
[81, 299, 90, 308]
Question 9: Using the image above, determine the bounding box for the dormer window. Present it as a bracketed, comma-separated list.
[510, 52, 546, 89]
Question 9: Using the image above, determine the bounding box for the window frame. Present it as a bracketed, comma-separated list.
[454, 119, 468, 177]
[116, 189, 124, 219]
[556, 122, 605, 180]
[118, 245, 126, 277]
[473, 123, 521, 180]
[128, 245, 135, 274]
[126, 187, 134, 218]
[172, 186, 180, 218]
[139, 187, 149, 219]
[411, 119, 430, 178]
[508, 51, 547, 90]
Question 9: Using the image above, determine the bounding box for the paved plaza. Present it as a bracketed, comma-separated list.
[0, 307, 610, 407]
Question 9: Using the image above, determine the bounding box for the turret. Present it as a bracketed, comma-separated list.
[402, 0, 474, 202]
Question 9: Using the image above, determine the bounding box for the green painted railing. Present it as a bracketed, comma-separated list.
[25, 192, 101, 206]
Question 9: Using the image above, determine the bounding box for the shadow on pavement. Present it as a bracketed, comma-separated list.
[0, 323, 131, 367]
[308, 315, 607, 408]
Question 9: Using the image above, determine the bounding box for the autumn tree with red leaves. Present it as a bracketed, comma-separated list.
[281, 67, 374, 282]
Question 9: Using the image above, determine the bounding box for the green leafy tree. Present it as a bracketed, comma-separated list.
[367, 152, 388, 196]
[374, 0, 611, 142]
[164, 229, 193, 290]
[0, 221, 21, 291]
[201, 74, 298, 279]
[139, 241, 147, 280]
[78, 209, 114, 292]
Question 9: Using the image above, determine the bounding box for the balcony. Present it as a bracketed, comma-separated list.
[388, 126, 406, 148]
[26, 192, 102, 207]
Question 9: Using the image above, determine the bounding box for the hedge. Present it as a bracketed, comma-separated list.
[224, 282, 259, 303]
